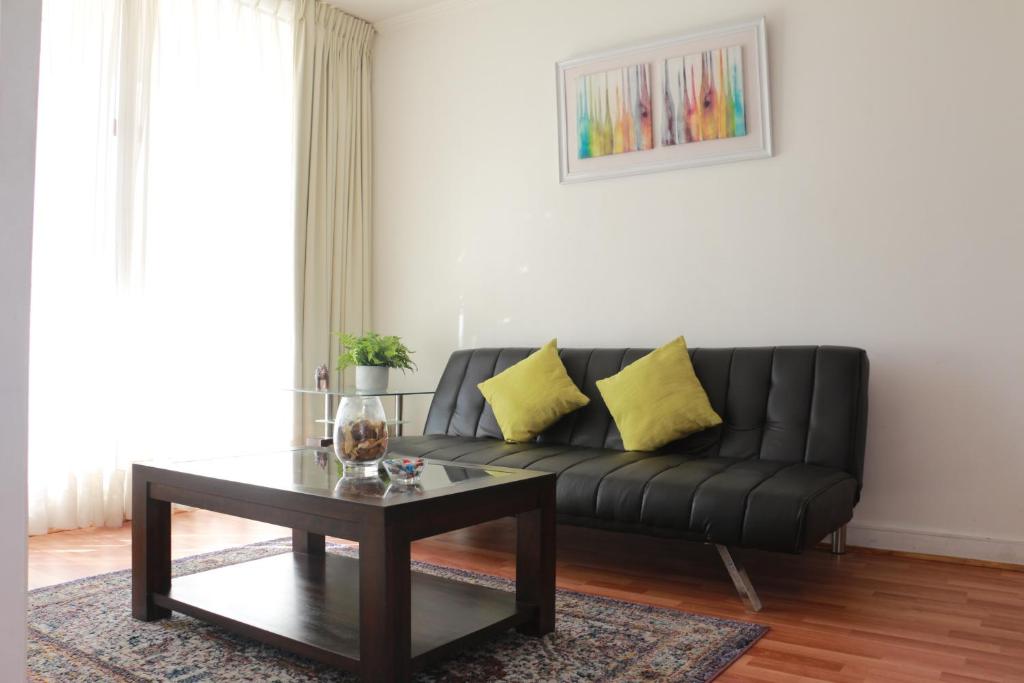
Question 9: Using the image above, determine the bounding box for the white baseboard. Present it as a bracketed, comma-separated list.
[846, 523, 1024, 565]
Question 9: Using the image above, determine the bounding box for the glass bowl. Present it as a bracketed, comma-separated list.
[382, 457, 425, 485]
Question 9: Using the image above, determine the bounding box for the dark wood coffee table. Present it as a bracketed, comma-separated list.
[131, 450, 555, 681]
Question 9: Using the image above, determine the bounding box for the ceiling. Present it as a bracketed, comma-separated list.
[323, 0, 450, 24]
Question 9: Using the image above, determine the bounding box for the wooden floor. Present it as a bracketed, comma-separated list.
[29, 510, 1024, 682]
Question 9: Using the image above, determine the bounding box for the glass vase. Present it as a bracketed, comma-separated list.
[333, 395, 389, 478]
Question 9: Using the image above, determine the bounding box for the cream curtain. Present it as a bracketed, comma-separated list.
[292, 1, 375, 442]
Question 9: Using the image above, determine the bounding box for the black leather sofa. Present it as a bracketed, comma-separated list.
[392, 346, 869, 610]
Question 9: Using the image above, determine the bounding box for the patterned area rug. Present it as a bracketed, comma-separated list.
[28, 539, 766, 682]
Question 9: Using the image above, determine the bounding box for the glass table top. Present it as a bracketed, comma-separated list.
[141, 448, 540, 507]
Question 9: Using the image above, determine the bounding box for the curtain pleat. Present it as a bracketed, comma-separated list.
[292, 1, 374, 443]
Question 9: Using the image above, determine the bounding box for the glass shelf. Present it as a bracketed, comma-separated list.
[292, 387, 432, 441]
[314, 418, 411, 426]
[289, 388, 435, 398]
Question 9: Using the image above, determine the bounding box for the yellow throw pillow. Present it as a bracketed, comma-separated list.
[596, 337, 722, 452]
[478, 339, 590, 442]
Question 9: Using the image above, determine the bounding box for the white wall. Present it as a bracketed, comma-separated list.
[0, 0, 40, 675]
[373, 0, 1024, 563]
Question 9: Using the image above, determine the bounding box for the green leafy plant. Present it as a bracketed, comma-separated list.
[336, 331, 417, 372]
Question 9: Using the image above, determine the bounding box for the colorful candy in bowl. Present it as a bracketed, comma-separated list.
[382, 457, 425, 485]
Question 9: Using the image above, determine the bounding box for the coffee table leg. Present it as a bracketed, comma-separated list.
[359, 529, 412, 681]
[516, 484, 556, 636]
[131, 477, 171, 621]
[292, 529, 326, 555]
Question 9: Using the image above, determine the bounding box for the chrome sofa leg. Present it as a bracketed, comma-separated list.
[831, 525, 848, 555]
[714, 545, 763, 612]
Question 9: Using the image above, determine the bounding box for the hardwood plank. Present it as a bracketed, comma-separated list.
[28, 509, 1024, 682]
[28, 511, 287, 590]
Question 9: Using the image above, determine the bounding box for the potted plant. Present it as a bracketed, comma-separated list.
[336, 331, 417, 394]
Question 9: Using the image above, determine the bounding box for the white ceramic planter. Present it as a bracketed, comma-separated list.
[355, 365, 389, 394]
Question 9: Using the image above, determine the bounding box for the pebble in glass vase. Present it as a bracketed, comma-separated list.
[333, 395, 389, 478]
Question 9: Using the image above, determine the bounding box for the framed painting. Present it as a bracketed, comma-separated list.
[556, 17, 772, 183]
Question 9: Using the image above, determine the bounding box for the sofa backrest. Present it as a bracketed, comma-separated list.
[422, 346, 869, 489]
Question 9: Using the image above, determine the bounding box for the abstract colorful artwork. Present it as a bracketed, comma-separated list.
[557, 17, 771, 182]
[576, 64, 653, 159]
[662, 46, 746, 146]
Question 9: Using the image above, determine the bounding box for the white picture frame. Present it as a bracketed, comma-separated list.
[556, 17, 772, 183]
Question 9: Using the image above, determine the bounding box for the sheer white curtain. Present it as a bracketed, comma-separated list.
[29, 0, 295, 535]
[30, 0, 123, 533]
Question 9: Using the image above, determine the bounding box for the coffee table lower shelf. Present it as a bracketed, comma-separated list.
[153, 551, 531, 673]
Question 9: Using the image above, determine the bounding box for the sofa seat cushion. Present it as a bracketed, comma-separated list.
[391, 435, 857, 553]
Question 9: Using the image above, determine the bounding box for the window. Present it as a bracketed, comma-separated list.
[29, 0, 295, 533]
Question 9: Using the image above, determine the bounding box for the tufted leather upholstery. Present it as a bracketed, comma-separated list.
[392, 346, 869, 554]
